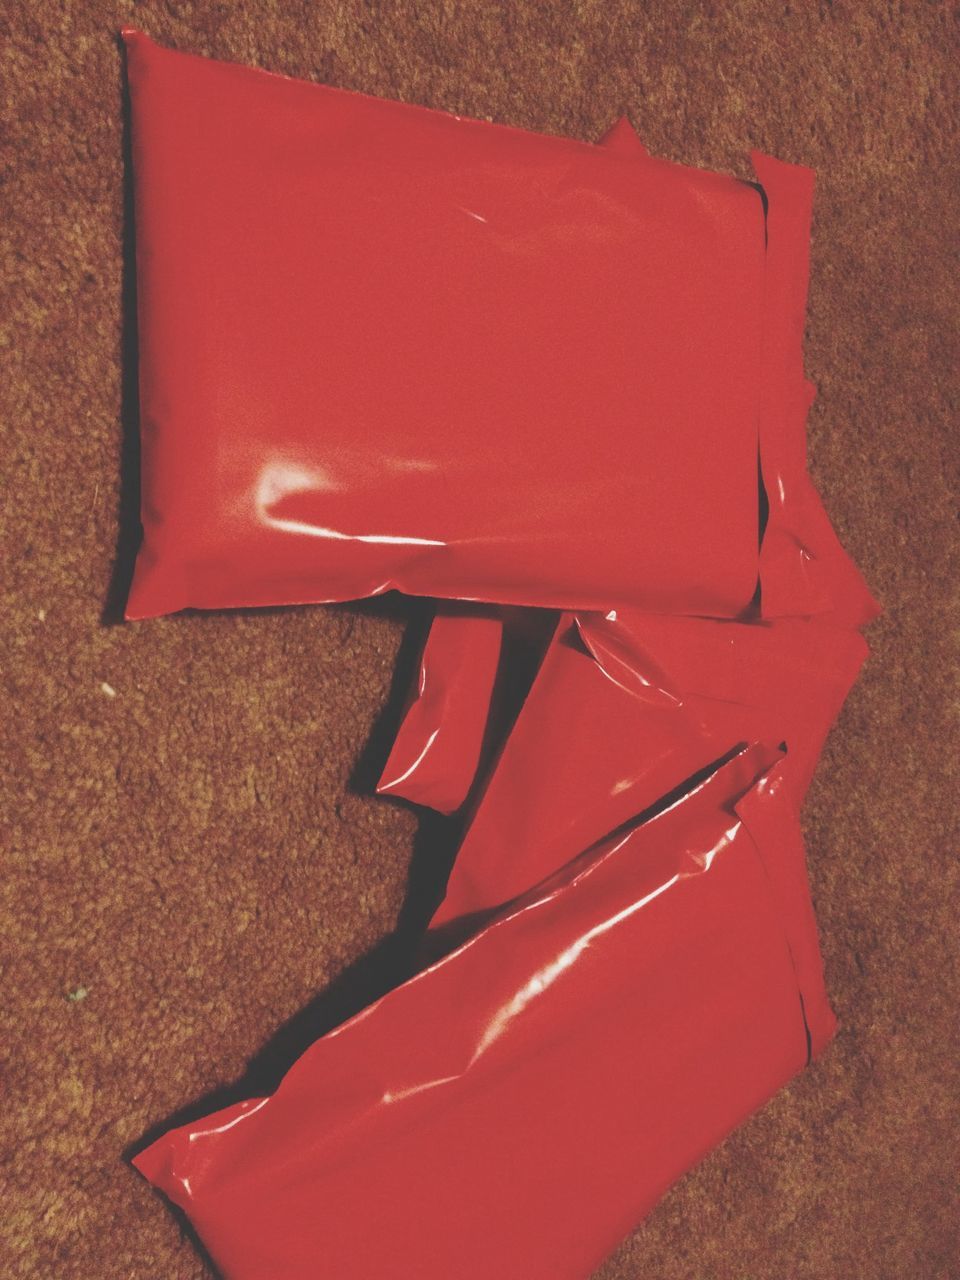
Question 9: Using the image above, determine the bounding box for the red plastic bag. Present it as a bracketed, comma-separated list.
[119, 34, 878, 1279]
[133, 745, 820, 1280]
[123, 29, 767, 621]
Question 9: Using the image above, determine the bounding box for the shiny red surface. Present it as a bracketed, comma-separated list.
[380, 155, 878, 816]
[134, 746, 814, 1280]
[375, 116, 645, 815]
[121, 33, 879, 1280]
[376, 609, 503, 814]
[123, 29, 766, 621]
[431, 613, 867, 952]
[752, 152, 879, 629]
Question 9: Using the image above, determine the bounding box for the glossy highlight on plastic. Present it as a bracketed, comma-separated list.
[430, 612, 868, 943]
[376, 610, 503, 814]
[133, 747, 814, 1280]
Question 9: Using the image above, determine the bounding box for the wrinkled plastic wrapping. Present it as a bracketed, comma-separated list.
[431, 613, 867, 964]
[122, 29, 879, 1280]
[376, 605, 556, 814]
[134, 746, 815, 1280]
[376, 610, 503, 814]
[124, 29, 767, 621]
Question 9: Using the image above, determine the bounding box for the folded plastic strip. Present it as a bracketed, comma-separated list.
[734, 759, 837, 1057]
[376, 610, 504, 814]
[752, 151, 880, 627]
[133, 745, 814, 1280]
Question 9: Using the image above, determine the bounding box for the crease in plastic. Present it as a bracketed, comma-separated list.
[132, 746, 814, 1280]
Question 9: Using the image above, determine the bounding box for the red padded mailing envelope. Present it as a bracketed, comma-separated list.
[123, 30, 766, 620]
[133, 746, 817, 1280]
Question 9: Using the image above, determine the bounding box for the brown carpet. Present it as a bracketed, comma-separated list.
[3, 2, 958, 1276]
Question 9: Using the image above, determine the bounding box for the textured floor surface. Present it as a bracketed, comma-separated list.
[2, 2, 959, 1277]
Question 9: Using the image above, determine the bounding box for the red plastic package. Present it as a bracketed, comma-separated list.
[431, 611, 865, 963]
[133, 745, 821, 1279]
[123, 29, 768, 621]
[119, 33, 879, 1278]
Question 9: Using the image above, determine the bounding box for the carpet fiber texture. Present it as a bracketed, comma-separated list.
[2, 2, 958, 1277]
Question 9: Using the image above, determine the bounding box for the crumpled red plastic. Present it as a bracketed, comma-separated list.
[374, 114, 646, 815]
[430, 612, 867, 976]
[123, 28, 768, 621]
[375, 609, 505, 815]
[121, 30, 879, 1280]
[133, 745, 817, 1280]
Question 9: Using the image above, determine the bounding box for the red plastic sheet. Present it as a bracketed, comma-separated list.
[123, 29, 767, 621]
[133, 746, 816, 1280]
[376, 609, 503, 814]
[376, 603, 557, 814]
[752, 152, 878, 629]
